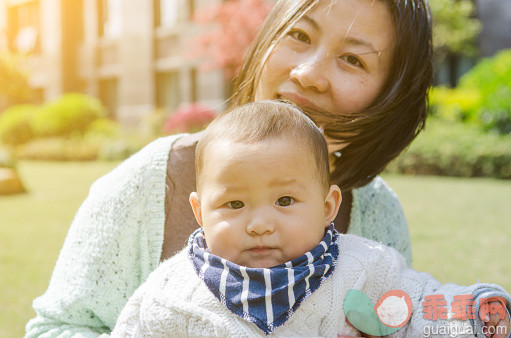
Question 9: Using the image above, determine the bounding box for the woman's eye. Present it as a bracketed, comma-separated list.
[288, 30, 311, 44]
[276, 196, 294, 207]
[227, 200, 244, 209]
[341, 55, 363, 68]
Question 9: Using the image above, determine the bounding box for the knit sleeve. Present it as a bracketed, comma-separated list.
[348, 176, 413, 267]
[359, 239, 511, 338]
[25, 136, 179, 337]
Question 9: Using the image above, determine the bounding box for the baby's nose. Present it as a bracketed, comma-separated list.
[246, 210, 276, 235]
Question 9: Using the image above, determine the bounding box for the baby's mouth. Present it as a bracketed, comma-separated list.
[249, 246, 273, 254]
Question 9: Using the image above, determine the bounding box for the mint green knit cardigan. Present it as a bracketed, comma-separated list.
[25, 134, 412, 337]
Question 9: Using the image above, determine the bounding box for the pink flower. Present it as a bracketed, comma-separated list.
[164, 102, 217, 134]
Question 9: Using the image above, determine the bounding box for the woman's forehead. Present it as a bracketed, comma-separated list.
[298, 0, 395, 51]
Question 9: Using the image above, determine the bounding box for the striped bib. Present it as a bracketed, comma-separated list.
[188, 224, 339, 334]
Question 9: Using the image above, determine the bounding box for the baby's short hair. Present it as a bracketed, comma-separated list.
[195, 101, 331, 194]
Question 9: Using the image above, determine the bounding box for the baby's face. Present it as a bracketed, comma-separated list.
[190, 137, 339, 268]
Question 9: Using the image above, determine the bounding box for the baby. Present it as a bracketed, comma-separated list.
[113, 101, 510, 337]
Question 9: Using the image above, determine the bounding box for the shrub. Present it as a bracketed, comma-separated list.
[429, 49, 511, 134]
[458, 49, 511, 134]
[386, 117, 511, 179]
[97, 138, 147, 161]
[164, 103, 217, 134]
[429, 87, 480, 122]
[141, 109, 167, 138]
[0, 105, 39, 146]
[31, 93, 106, 138]
[84, 118, 122, 142]
[17, 138, 99, 161]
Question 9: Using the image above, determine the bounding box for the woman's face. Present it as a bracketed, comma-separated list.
[256, 0, 395, 119]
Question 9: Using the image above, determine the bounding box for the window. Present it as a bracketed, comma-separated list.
[154, 0, 189, 27]
[99, 78, 118, 118]
[156, 71, 180, 113]
[97, 0, 121, 38]
[7, 0, 40, 53]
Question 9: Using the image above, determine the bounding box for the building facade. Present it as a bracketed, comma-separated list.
[2, 0, 511, 124]
[0, 0, 225, 128]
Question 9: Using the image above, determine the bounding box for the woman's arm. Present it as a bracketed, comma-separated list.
[349, 176, 413, 267]
[25, 135, 180, 337]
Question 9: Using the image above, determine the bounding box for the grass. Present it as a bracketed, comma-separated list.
[0, 161, 120, 337]
[383, 174, 511, 290]
[0, 162, 510, 337]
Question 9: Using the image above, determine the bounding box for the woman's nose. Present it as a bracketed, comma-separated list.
[246, 210, 275, 236]
[290, 54, 330, 93]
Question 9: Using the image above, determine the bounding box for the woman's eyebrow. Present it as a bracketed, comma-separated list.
[341, 36, 378, 53]
[302, 14, 378, 54]
[301, 14, 320, 30]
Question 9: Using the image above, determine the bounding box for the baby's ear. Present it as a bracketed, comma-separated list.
[324, 185, 342, 227]
[189, 192, 203, 226]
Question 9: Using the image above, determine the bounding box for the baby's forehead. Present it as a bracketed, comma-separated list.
[204, 134, 307, 151]
[203, 137, 316, 167]
[202, 137, 322, 177]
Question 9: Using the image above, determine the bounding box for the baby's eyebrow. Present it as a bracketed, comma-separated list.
[270, 179, 305, 189]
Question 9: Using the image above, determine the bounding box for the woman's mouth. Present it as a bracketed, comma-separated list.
[278, 92, 323, 112]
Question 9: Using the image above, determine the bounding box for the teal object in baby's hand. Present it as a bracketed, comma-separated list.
[344, 289, 413, 336]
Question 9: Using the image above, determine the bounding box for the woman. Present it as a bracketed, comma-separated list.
[26, 0, 431, 335]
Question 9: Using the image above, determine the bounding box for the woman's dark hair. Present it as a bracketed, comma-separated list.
[230, 0, 433, 190]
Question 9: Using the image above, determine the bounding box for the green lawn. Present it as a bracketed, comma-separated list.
[0, 161, 120, 337]
[383, 174, 511, 290]
[1, 162, 510, 337]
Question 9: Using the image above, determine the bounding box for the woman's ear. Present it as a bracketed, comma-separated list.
[324, 185, 342, 227]
[189, 192, 203, 226]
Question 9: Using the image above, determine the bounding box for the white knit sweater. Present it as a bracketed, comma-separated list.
[26, 134, 412, 337]
[112, 234, 510, 337]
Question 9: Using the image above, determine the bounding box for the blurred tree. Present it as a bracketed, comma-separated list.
[0, 52, 33, 112]
[431, 0, 481, 61]
[191, 0, 273, 81]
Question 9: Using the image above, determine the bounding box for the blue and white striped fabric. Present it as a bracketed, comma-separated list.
[188, 224, 340, 334]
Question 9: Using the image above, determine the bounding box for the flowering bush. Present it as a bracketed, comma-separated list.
[164, 103, 217, 134]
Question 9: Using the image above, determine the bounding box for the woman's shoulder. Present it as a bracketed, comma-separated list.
[165, 131, 202, 187]
[352, 176, 398, 202]
[350, 176, 405, 225]
[349, 176, 412, 266]
[89, 134, 188, 192]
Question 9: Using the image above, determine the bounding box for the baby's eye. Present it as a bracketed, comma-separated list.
[288, 30, 311, 44]
[227, 200, 244, 209]
[340, 54, 364, 68]
[276, 196, 294, 207]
